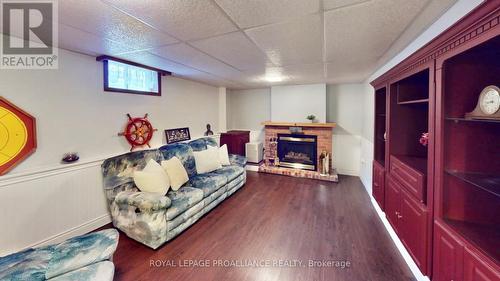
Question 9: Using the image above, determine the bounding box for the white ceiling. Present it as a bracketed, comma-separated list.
[54, 0, 457, 89]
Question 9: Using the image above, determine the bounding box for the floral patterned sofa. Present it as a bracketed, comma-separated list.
[101, 137, 247, 249]
[0, 229, 118, 281]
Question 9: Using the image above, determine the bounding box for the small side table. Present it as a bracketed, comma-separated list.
[220, 130, 250, 156]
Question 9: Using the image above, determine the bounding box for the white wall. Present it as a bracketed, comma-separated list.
[271, 84, 326, 123]
[326, 84, 373, 176]
[226, 88, 271, 142]
[0, 48, 221, 255]
[227, 83, 372, 176]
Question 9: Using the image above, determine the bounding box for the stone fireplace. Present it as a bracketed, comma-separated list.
[259, 122, 338, 182]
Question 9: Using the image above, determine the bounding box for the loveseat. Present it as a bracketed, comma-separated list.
[101, 137, 247, 249]
[0, 229, 119, 281]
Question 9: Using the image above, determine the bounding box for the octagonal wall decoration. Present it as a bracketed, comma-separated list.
[0, 97, 37, 175]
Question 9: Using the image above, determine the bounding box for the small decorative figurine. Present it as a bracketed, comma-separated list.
[419, 132, 429, 147]
[204, 124, 214, 136]
[118, 113, 157, 151]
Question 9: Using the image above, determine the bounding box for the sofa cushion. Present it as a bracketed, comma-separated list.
[228, 154, 247, 167]
[133, 159, 170, 195]
[101, 149, 161, 191]
[188, 137, 218, 151]
[212, 165, 245, 182]
[0, 247, 53, 281]
[166, 187, 204, 220]
[159, 143, 196, 177]
[115, 191, 172, 211]
[50, 261, 115, 281]
[193, 147, 222, 174]
[188, 173, 228, 197]
[161, 157, 189, 191]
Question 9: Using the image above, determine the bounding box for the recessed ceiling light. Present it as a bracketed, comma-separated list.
[265, 75, 284, 82]
[261, 68, 286, 83]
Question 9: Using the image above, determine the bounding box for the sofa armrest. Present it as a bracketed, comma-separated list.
[45, 229, 119, 279]
[228, 154, 247, 167]
[115, 191, 172, 212]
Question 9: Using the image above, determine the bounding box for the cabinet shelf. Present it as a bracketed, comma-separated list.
[444, 219, 500, 263]
[445, 170, 500, 198]
[397, 98, 429, 105]
[446, 117, 500, 124]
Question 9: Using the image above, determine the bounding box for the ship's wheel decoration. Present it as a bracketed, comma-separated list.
[118, 114, 157, 151]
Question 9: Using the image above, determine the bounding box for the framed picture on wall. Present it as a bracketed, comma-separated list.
[165, 127, 191, 144]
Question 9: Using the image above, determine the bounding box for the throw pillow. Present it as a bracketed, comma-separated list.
[193, 146, 222, 174]
[133, 159, 170, 195]
[217, 144, 231, 166]
[161, 157, 189, 191]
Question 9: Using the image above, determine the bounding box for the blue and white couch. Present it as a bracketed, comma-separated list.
[101, 137, 247, 249]
[0, 229, 118, 281]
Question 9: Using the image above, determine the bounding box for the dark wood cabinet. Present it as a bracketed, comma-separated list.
[386, 175, 429, 273]
[464, 248, 500, 281]
[400, 188, 429, 273]
[373, 85, 387, 210]
[433, 220, 464, 281]
[373, 161, 385, 209]
[390, 155, 426, 203]
[385, 175, 401, 231]
[220, 130, 250, 156]
[371, 2, 500, 279]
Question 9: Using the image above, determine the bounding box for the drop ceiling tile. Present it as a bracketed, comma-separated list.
[115, 51, 199, 76]
[324, 0, 428, 80]
[214, 0, 320, 28]
[245, 14, 323, 66]
[323, 0, 371, 11]
[150, 43, 243, 78]
[231, 63, 325, 87]
[373, 0, 457, 72]
[59, 24, 136, 57]
[326, 59, 375, 83]
[59, 0, 177, 50]
[103, 0, 238, 41]
[190, 32, 271, 71]
[183, 72, 244, 88]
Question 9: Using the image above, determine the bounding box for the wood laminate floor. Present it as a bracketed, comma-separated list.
[100, 172, 415, 281]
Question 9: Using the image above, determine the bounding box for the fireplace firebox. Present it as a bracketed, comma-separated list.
[277, 134, 317, 171]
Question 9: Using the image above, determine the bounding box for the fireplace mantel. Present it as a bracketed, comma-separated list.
[261, 121, 336, 128]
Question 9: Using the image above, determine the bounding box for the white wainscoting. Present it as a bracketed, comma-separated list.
[0, 158, 111, 256]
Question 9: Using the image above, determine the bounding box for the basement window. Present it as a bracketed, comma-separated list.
[97, 56, 170, 96]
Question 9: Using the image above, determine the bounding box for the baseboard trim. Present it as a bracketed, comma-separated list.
[370, 196, 430, 281]
[245, 165, 260, 172]
[336, 168, 359, 176]
[27, 214, 112, 251]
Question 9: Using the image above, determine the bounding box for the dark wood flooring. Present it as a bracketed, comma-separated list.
[99, 172, 415, 281]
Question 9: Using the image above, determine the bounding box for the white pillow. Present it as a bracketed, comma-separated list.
[133, 159, 170, 195]
[216, 144, 231, 166]
[161, 157, 189, 191]
[193, 146, 222, 174]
